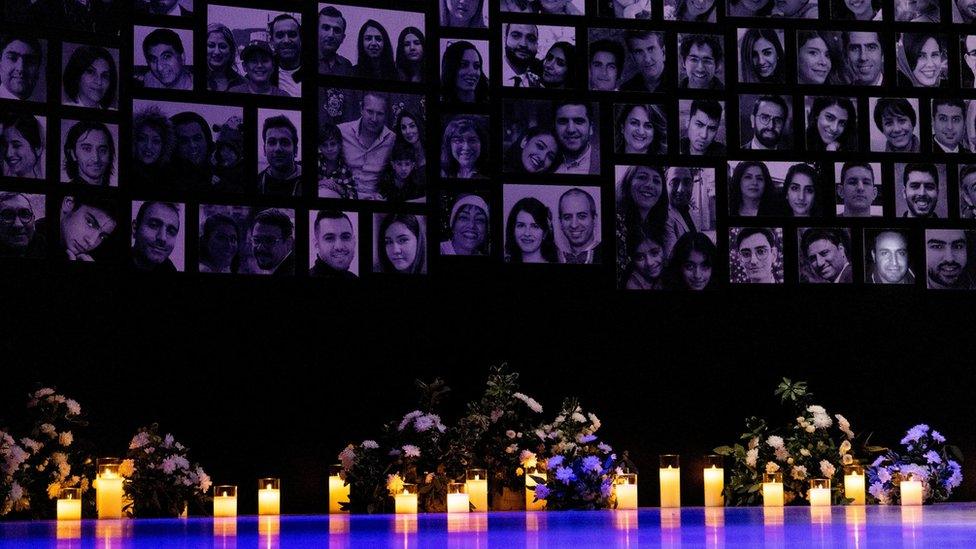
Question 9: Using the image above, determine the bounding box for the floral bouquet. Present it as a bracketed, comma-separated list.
[716, 379, 863, 506]
[0, 430, 29, 516]
[337, 440, 390, 514]
[867, 424, 963, 504]
[529, 398, 620, 510]
[121, 424, 211, 517]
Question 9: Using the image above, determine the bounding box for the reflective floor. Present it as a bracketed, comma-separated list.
[2, 504, 976, 548]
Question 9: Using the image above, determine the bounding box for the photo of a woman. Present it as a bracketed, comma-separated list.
[728, 161, 783, 217]
[441, 0, 486, 28]
[665, 231, 717, 290]
[396, 109, 427, 169]
[376, 213, 427, 274]
[896, 33, 947, 88]
[205, 23, 245, 92]
[871, 97, 920, 152]
[440, 194, 489, 256]
[806, 96, 858, 152]
[504, 197, 559, 263]
[739, 29, 785, 84]
[0, 114, 45, 179]
[831, 0, 881, 19]
[353, 19, 396, 80]
[440, 40, 489, 103]
[131, 105, 173, 187]
[440, 115, 488, 179]
[62, 44, 118, 110]
[796, 31, 844, 85]
[614, 104, 667, 155]
[396, 26, 425, 83]
[622, 228, 667, 290]
[783, 162, 822, 217]
[198, 213, 239, 274]
[504, 126, 562, 174]
[541, 42, 576, 89]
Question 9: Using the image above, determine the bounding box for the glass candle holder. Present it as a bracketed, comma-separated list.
[809, 478, 831, 506]
[762, 472, 784, 507]
[96, 458, 123, 519]
[213, 485, 238, 517]
[258, 478, 281, 515]
[615, 473, 638, 510]
[659, 455, 680, 508]
[395, 483, 419, 514]
[525, 466, 546, 511]
[57, 487, 82, 521]
[843, 464, 866, 505]
[703, 455, 724, 508]
[900, 473, 923, 506]
[465, 468, 488, 512]
[447, 482, 469, 513]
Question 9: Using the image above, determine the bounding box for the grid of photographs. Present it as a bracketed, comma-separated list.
[2, 0, 975, 289]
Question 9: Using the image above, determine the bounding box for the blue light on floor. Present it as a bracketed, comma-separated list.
[2, 504, 976, 548]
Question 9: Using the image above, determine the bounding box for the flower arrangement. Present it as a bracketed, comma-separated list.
[715, 378, 865, 506]
[0, 430, 29, 516]
[529, 398, 621, 510]
[867, 424, 964, 505]
[121, 424, 211, 517]
[337, 439, 388, 513]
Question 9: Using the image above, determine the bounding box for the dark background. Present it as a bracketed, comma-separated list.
[2, 262, 973, 513]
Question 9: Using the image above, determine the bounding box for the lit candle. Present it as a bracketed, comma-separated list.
[465, 469, 488, 512]
[844, 465, 865, 505]
[96, 458, 124, 519]
[659, 455, 680, 508]
[703, 455, 724, 507]
[900, 476, 923, 506]
[258, 478, 280, 515]
[809, 479, 831, 507]
[762, 472, 784, 507]
[615, 473, 638, 510]
[213, 485, 238, 518]
[525, 467, 546, 511]
[57, 488, 82, 521]
[328, 465, 350, 514]
[395, 483, 418, 514]
[447, 482, 470, 513]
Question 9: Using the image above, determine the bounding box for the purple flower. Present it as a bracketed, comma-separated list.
[534, 484, 551, 500]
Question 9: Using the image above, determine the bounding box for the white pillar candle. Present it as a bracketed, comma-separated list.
[465, 469, 488, 512]
[96, 474, 123, 519]
[900, 479, 923, 506]
[57, 488, 82, 521]
[844, 470, 865, 505]
[762, 473, 784, 507]
[659, 467, 681, 508]
[704, 466, 724, 507]
[258, 479, 280, 516]
[615, 473, 638, 510]
[213, 486, 238, 518]
[328, 465, 350, 514]
[809, 479, 831, 507]
[395, 484, 418, 514]
[447, 482, 470, 513]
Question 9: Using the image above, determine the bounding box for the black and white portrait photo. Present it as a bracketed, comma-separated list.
[959, 164, 976, 219]
[55, 193, 121, 262]
[677, 34, 724, 90]
[0, 36, 46, 103]
[317, 3, 425, 83]
[0, 191, 45, 258]
[925, 229, 976, 289]
[318, 87, 426, 202]
[894, 163, 947, 218]
[133, 26, 194, 91]
[869, 97, 920, 153]
[132, 99, 245, 191]
[678, 99, 726, 156]
[729, 226, 784, 284]
[834, 161, 884, 217]
[440, 192, 490, 256]
[60, 119, 118, 187]
[830, 0, 882, 19]
[955, 0, 976, 22]
[738, 29, 786, 84]
[373, 212, 428, 274]
[504, 183, 602, 265]
[727, 0, 774, 17]
[131, 200, 185, 272]
[797, 227, 853, 284]
[607, 0, 653, 18]
[864, 228, 916, 285]
[805, 96, 858, 152]
[779, 162, 823, 217]
[587, 29, 668, 93]
[894, 0, 940, 21]
[503, 99, 601, 175]
[795, 31, 844, 86]
[841, 31, 884, 86]
[962, 35, 976, 89]
[739, 94, 793, 151]
[207, 5, 303, 96]
[503, 0, 585, 15]
[62, 43, 119, 110]
[440, 39, 490, 103]
[308, 209, 359, 279]
[728, 161, 823, 217]
[503, 24, 577, 89]
[614, 103, 668, 155]
[896, 33, 947, 88]
[664, 0, 718, 21]
[931, 98, 969, 153]
[257, 109, 302, 197]
[772, 0, 819, 17]
[0, 113, 46, 180]
[441, 114, 488, 180]
[199, 204, 295, 275]
[135, 0, 192, 17]
[440, 0, 488, 28]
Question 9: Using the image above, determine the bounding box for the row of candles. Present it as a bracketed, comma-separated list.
[64, 455, 926, 521]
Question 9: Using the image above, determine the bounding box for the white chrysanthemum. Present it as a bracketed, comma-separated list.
[748, 437, 759, 450]
[40, 424, 56, 436]
[588, 413, 601, 431]
[877, 468, 892, 483]
[338, 445, 356, 470]
[513, 393, 543, 414]
[842, 454, 854, 466]
[58, 432, 73, 447]
[766, 436, 784, 449]
[571, 412, 587, 423]
[745, 448, 759, 468]
[800, 448, 811, 457]
[806, 405, 826, 415]
[766, 461, 780, 474]
[20, 438, 42, 453]
[598, 442, 612, 454]
[162, 455, 189, 475]
[65, 399, 81, 416]
[819, 460, 836, 478]
[414, 415, 434, 432]
[578, 434, 596, 444]
[362, 440, 378, 449]
[398, 411, 423, 432]
[402, 445, 421, 458]
[129, 432, 150, 450]
[805, 425, 816, 434]
[835, 414, 854, 439]
[812, 413, 833, 429]
[774, 447, 789, 462]
[555, 466, 575, 484]
[791, 465, 808, 480]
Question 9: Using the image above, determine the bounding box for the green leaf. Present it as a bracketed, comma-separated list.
[714, 446, 733, 456]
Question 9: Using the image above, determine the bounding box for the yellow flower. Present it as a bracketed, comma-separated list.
[119, 459, 135, 478]
[386, 473, 405, 496]
[516, 467, 524, 476]
[47, 482, 61, 499]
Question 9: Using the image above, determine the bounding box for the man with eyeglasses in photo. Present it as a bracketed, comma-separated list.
[0, 192, 45, 258]
[250, 207, 294, 275]
[678, 34, 723, 90]
[741, 95, 789, 150]
[733, 227, 780, 284]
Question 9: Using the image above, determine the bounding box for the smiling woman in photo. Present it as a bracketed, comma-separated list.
[505, 197, 558, 263]
[441, 41, 488, 103]
[63, 45, 117, 109]
[440, 115, 487, 179]
[441, 194, 489, 256]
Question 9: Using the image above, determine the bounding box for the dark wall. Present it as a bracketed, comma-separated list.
[2, 262, 974, 512]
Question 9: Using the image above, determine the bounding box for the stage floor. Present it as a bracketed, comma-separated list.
[1, 504, 975, 547]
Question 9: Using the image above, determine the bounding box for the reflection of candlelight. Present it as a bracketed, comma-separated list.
[328, 514, 349, 535]
[466, 469, 488, 512]
[448, 513, 488, 533]
[258, 515, 280, 538]
[95, 519, 124, 543]
[257, 478, 280, 516]
[659, 455, 681, 508]
[901, 505, 923, 526]
[661, 507, 681, 529]
[328, 465, 349, 514]
[56, 520, 81, 541]
[394, 514, 418, 534]
[614, 509, 638, 531]
[705, 507, 724, 528]
[811, 505, 831, 525]
[763, 506, 785, 526]
[213, 516, 237, 538]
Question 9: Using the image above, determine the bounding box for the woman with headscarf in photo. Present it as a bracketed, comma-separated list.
[615, 104, 668, 155]
[540, 42, 576, 89]
[441, 194, 489, 256]
[440, 115, 488, 179]
[206, 23, 246, 92]
[505, 197, 559, 263]
[665, 231, 717, 290]
[395, 109, 426, 169]
[132, 105, 173, 188]
[728, 160, 785, 217]
[503, 126, 562, 174]
[443, 0, 486, 27]
[441, 40, 489, 103]
[353, 20, 396, 79]
[805, 96, 858, 152]
[739, 29, 785, 84]
[396, 27, 425, 83]
[377, 213, 427, 274]
[0, 113, 45, 179]
[896, 33, 948, 88]
[199, 213, 240, 274]
[62, 45, 117, 109]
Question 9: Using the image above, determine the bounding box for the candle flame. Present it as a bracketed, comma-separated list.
[266, 483, 272, 490]
[222, 491, 228, 497]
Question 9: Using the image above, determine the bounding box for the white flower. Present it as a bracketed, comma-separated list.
[923, 450, 941, 465]
[820, 460, 836, 478]
[361, 440, 379, 450]
[842, 454, 854, 466]
[598, 442, 612, 454]
[40, 424, 56, 436]
[932, 431, 946, 443]
[805, 425, 816, 434]
[838, 440, 851, 456]
[34, 388, 55, 399]
[901, 425, 929, 445]
[877, 468, 892, 483]
[582, 455, 602, 473]
[791, 465, 808, 481]
[59, 432, 73, 447]
[577, 434, 597, 444]
[766, 436, 784, 449]
[506, 430, 517, 439]
[587, 413, 601, 431]
[869, 482, 887, 503]
[65, 399, 81, 416]
[505, 444, 518, 454]
[163, 434, 175, 448]
[162, 455, 189, 475]
[513, 393, 543, 414]
[812, 413, 833, 429]
[800, 448, 811, 457]
[402, 445, 421, 458]
[571, 412, 587, 423]
[835, 414, 854, 439]
[747, 437, 759, 450]
[745, 448, 758, 468]
[766, 461, 780, 474]
[555, 466, 574, 484]
[774, 447, 790, 462]
[398, 411, 423, 432]
[129, 432, 150, 450]
[806, 405, 826, 415]
[20, 438, 42, 453]
[414, 415, 434, 432]
[338, 445, 356, 470]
